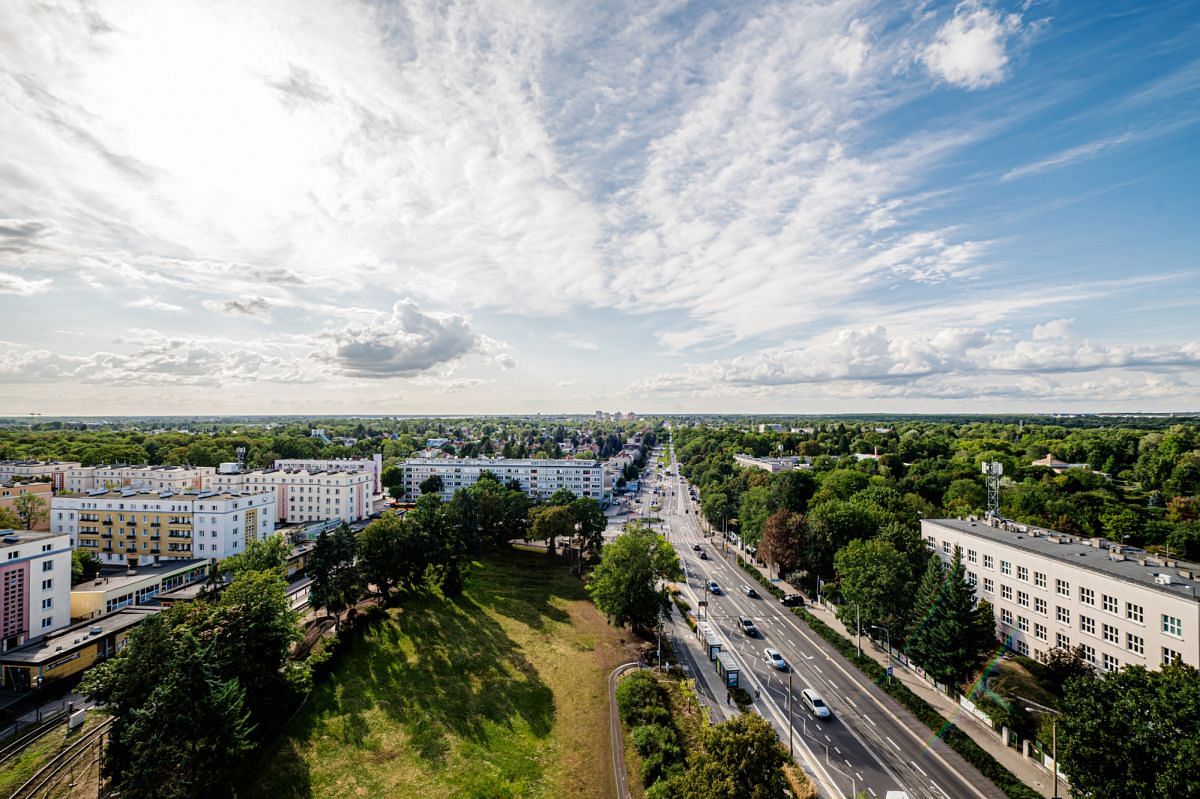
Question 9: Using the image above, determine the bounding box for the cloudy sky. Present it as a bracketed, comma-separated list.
[1, 0, 1197, 415]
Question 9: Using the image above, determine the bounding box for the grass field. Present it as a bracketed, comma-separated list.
[245, 549, 635, 799]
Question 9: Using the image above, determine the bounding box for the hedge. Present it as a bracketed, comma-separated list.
[735, 558, 1041, 799]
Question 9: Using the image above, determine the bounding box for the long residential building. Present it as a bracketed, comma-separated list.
[207, 467, 370, 524]
[403, 457, 605, 501]
[0, 461, 80, 491]
[923, 517, 1200, 672]
[0, 530, 72, 651]
[273, 455, 384, 496]
[64, 464, 215, 494]
[51, 488, 275, 566]
[0, 481, 54, 530]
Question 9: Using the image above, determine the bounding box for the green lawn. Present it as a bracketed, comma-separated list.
[246, 550, 633, 799]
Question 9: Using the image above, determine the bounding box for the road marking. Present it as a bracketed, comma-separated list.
[834, 746, 842, 755]
[826, 678, 838, 690]
[843, 759, 852, 769]
[824, 734, 831, 742]
[931, 780, 948, 797]
[863, 714, 877, 727]
[867, 789, 877, 797]
[911, 761, 928, 777]
[813, 664, 822, 673]
[885, 736, 900, 751]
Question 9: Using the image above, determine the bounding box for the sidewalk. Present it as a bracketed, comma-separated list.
[663, 611, 740, 725]
[737, 555, 1067, 798]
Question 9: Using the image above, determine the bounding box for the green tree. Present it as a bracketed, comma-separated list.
[587, 525, 682, 633]
[530, 504, 575, 555]
[834, 538, 911, 638]
[804, 501, 880, 581]
[71, 548, 102, 584]
[758, 510, 807, 576]
[767, 469, 817, 514]
[904, 549, 994, 686]
[356, 512, 406, 602]
[0, 506, 22, 530]
[216, 534, 289, 580]
[418, 473, 444, 495]
[11, 493, 48, 529]
[570, 496, 608, 558]
[1058, 662, 1200, 799]
[738, 486, 772, 547]
[546, 487, 577, 507]
[669, 713, 787, 799]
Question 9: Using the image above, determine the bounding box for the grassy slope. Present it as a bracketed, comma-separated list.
[245, 550, 632, 799]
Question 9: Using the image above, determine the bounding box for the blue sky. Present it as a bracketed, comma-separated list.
[0, 0, 1196, 414]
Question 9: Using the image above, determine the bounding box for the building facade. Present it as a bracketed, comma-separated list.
[51, 489, 275, 566]
[0, 530, 72, 650]
[207, 468, 370, 524]
[70, 559, 209, 619]
[64, 464, 215, 494]
[0, 481, 54, 530]
[923, 517, 1200, 671]
[272, 454, 384, 496]
[0, 461, 80, 491]
[403, 457, 605, 501]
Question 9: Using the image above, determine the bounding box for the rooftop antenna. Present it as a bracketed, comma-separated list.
[236, 446, 246, 468]
[982, 461, 1003, 518]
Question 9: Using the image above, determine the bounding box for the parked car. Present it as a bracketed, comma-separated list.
[738, 616, 759, 636]
[741, 584, 759, 598]
[781, 593, 805, 607]
[764, 648, 787, 670]
[801, 688, 831, 719]
[707, 580, 721, 595]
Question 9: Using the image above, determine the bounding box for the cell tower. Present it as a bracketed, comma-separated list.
[982, 461, 1003, 517]
[236, 446, 247, 467]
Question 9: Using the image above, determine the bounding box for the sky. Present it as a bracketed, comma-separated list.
[0, 0, 1197, 416]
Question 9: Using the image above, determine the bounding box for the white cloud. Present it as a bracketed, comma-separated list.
[128, 297, 184, 312]
[202, 297, 271, 319]
[922, 2, 1024, 90]
[552, 332, 599, 351]
[1002, 133, 1135, 181]
[0, 272, 51, 296]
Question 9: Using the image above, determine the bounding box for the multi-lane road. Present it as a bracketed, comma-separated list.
[650, 438, 1005, 799]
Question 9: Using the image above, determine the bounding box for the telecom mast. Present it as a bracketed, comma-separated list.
[982, 461, 1003, 517]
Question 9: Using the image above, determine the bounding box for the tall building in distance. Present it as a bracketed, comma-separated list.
[923, 517, 1199, 672]
[0, 530, 72, 650]
[402, 458, 605, 502]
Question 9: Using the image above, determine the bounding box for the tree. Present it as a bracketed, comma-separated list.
[217, 534, 289, 580]
[767, 469, 817, 514]
[0, 506, 22, 530]
[570, 496, 607, 558]
[1058, 662, 1200, 799]
[356, 513, 405, 602]
[545, 488, 577, 507]
[758, 510, 807, 576]
[308, 526, 361, 628]
[804, 501, 880, 581]
[71, 548, 102, 584]
[737, 486, 772, 547]
[587, 525, 682, 633]
[530, 504, 575, 555]
[11, 493, 48, 529]
[834, 538, 911, 638]
[1036, 645, 1094, 695]
[669, 713, 787, 799]
[904, 549, 994, 686]
[419, 474, 444, 496]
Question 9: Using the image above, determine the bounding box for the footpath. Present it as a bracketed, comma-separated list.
[736, 554, 1068, 799]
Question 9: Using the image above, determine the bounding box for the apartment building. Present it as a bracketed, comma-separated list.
[0, 481, 54, 530]
[64, 464, 215, 494]
[51, 488, 275, 566]
[0, 461, 80, 491]
[923, 517, 1200, 672]
[732, 454, 808, 473]
[403, 458, 605, 501]
[272, 454, 384, 496]
[0, 530, 72, 651]
[207, 467, 370, 524]
[70, 559, 209, 619]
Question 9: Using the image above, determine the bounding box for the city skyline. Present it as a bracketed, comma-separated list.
[1, 0, 1198, 415]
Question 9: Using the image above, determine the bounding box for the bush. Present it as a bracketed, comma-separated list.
[631, 723, 683, 785]
[617, 670, 669, 726]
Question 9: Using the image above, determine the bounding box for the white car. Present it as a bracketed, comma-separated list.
[801, 688, 831, 719]
[764, 648, 787, 670]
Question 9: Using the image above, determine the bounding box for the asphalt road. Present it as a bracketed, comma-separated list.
[654, 439, 1004, 799]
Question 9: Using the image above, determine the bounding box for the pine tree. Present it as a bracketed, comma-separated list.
[904, 552, 945, 668]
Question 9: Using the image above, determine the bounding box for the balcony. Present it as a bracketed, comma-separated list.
[102, 519, 113, 526]
[150, 521, 161, 527]
[126, 521, 136, 527]
[149, 535, 160, 541]
[101, 533, 113, 539]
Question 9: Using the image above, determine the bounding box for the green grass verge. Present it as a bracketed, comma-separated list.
[734, 557, 1041, 799]
[0, 710, 104, 796]
[246, 550, 632, 799]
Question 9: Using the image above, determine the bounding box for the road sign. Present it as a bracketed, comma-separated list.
[697, 600, 708, 607]
[886, 666, 894, 677]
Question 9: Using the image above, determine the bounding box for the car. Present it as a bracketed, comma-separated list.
[692, 543, 701, 551]
[801, 688, 831, 719]
[738, 616, 759, 636]
[781, 593, 805, 607]
[764, 648, 787, 670]
[707, 580, 721, 595]
[698, 551, 708, 560]
[741, 584, 759, 598]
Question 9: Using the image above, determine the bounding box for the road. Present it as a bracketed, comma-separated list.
[652, 438, 1005, 799]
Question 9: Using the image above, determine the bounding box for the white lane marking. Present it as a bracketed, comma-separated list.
[863, 714, 877, 727]
[843, 759, 852, 769]
[911, 761, 928, 777]
[931, 780, 948, 797]
[813, 664, 822, 673]
[824, 734, 831, 742]
[867, 789, 877, 798]
[826, 678, 838, 690]
[885, 736, 900, 751]
[834, 746, 842, 755]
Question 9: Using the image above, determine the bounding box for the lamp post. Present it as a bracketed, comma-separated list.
[787, 671, 793, 759]
[870, 624, 892, 683]
[1017, 695, 1061, 799]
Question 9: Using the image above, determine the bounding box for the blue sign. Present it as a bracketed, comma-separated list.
[886, 666, 894, 677]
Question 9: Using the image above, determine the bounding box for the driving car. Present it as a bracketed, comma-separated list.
[781, 593, 805, 607]
[763, 648, 787, 670]
[692, 543, 701, 551]
[707, 580, 721, 595]
[698, 550, 708, 560]
[741, 584, 759, 598]
[738, 616, 759, 636]
[801, 688, 832, 719]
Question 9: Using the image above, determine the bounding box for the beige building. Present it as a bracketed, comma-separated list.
[0, 481, 53, 530]
[70, 559, 209, 620]
[403, 457, 605, 502]
[207, 467, 370, 524]
[64, 464, 215, 494]
[0, 461, 79, 491]
[923, 517, 1200, 672]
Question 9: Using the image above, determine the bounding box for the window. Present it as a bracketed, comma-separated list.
[1081, 644, 1096, 665]
[983, 554, 993, 570]
[1056, 578, 1070, 597]
[1056, 633, 1070, 649]
[967, 549, 977, 564]
[1000, 560, 1012, 576]
[41, 597, 52, 609]
[1102, 594, 1119, 614]
[1016, 640, 1030, 656]
[41, 579, 52, 590]
[1001, 609, 1013, 626]
[41, 560, 53, 572]
[1035, 597, 1047, 615]
[967, 571, 977, 587]
[1126, 603, 1144, 624]
[41, 617, 53, 629]
[1102, 653, 1119, 672]
[1126, 633, 1144, 656]
[1001, 585, 1013, 601]
[1056, 606, 1070, 625]
[1034, 623, 1047, 641]
[6, 551, 17, 560]
[1162, 647, 1182, 666]
[942, 541, 951, 554]
[1034, 571, 1047, 589]
[1017, 615, 1029, 632]
[1081, 615, 1096, 635]
[1017, 590, 1029, 608]
[1080, 587, 1095, 606]
[1102, 624, 1119, 644]
[1017, 565, 1029, 582]
[1163, 615, 1183, 638]
[982, 577, 994, 594]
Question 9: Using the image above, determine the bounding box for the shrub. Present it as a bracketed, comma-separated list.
[617, 670, 668, 726]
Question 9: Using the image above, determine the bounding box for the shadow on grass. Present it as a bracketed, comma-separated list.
[246, 549, 582, 798]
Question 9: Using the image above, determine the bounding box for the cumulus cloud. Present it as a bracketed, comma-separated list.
[922, 1, 1024, 90]
[202, 297, 271, 319]
[0, 272, 51, 295]
[0, 219, 56, 254]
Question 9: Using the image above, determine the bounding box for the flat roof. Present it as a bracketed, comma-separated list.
[0, 607, 160, 666]
[65, 488, 271, 501]
[71, 558, 209, 594]
[926, 518, 1200, 603]
[0, 529, 65, 545]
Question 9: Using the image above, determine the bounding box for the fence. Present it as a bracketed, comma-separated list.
[0, 698, 73, 749]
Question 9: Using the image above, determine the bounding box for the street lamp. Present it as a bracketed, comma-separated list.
[870, 624, 892, 683]
[1017, 695, 1061, 799]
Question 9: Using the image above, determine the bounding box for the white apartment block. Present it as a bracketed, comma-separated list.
[403, 458, 605, 501]
[64, 464, 215, 494]
[208, 468, 370, 524]
[273, 454, 383, 496]
[51, 488, 275, 566]
[0, 530, 73, 649]
[923, 518, 1200, 672]
[0, 461, 80, 491]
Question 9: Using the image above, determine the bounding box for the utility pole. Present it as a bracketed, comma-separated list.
[787, 671, 793, 759]
[856, 604, 862, 658]
[1017, 695, 1062, 799]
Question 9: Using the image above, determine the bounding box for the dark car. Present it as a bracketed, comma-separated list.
[692, 543, 701, 551]
[781, 593, 805, 607]
[699, 551, 708, 560]
[738, 616, 759, 636]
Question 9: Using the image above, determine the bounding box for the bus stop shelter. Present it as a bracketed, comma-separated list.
[715, 650, 740, 689]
